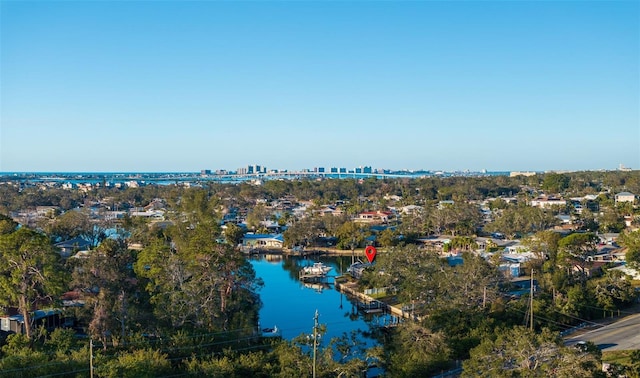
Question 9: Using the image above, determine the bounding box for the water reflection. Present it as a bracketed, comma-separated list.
[251, 254, 395, 346]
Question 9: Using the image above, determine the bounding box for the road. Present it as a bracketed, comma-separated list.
[565, 313, 640, 351]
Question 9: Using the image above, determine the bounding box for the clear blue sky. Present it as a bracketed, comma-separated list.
[1, 1, 638, 173]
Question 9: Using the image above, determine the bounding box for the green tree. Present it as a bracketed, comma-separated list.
[621, 230, 640, 269]
[560, 284, 592, 319]
[522, 231, 562, 288]
[223, 222, 245, 247]
[486, 205, 557, 240]
[46, 209, 105, 246]
[283, 215, 325, 248]
[135, 229, 261, 332]
[70, 238, 136, 349]
[0, 213, 18, 235]
[598, 207, 625, 233]
[386, 322, 451, 377]
[0, 334, 51, 376]
[449, 236, 478, 251]
[99, 348, 173, 378]
[246, 203, 269, 231]
[588, 270, 637, 314]
[542, 173, 570, 193]
[184, 349, 275, 377]
[625, 350, 640, 378]
[0, 228, 67, 339]
[378, 228, 400, 248]
[336, 221, 368, 250]
[557, 233, 598, 285]
[462, 327, 601, 377]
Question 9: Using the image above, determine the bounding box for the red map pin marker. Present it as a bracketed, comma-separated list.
[364, 245, 377, 263]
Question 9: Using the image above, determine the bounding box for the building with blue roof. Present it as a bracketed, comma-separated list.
[241, 233, 284, 251]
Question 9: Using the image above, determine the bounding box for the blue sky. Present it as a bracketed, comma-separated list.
[1, 1, 638, 173]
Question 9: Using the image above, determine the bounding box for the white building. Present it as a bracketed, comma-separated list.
[615, 192, 635, 204]
[530, 197, 566, 209]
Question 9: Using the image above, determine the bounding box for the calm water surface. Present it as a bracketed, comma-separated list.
[251, 254, 392, 346]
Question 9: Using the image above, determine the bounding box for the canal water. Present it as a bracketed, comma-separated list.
[251, 254, 393, 347]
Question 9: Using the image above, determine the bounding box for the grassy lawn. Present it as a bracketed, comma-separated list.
[602, 350, 634, 365]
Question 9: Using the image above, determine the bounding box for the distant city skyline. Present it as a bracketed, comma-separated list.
[1, 1, 638, 173]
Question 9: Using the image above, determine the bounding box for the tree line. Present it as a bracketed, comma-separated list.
[0, 170, 639, 376]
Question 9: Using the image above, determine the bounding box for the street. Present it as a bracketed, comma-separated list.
[565, 313, 640, 351]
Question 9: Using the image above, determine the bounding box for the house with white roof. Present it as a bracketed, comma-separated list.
[530, 197, 566, 209]
[130, 209, 165, 221]
[615, 192, 635, 204]
[241, 233, 284, 250]
[400, 205, 423, 215]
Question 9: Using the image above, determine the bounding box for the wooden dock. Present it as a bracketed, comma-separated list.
[299, 272, 329, 282]
[335, 280, 421, 321]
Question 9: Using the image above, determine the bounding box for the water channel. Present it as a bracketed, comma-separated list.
[250, 254, 396, 347]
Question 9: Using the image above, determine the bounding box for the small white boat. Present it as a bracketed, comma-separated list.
[300, 262, 332, 278]
[261, 325, 280, 337]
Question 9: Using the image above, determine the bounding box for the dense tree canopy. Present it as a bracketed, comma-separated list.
[462, 327, 602, 377]
[0, 228, 67, 339]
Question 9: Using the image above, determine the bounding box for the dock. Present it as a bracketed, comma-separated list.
[335, 280, 421, 321]
[299, 272, 330, 282]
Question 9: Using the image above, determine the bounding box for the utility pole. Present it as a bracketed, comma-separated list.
[313, 309, 318, 378]
[121, 289, 126, 347]
[530, 269, 534, 331]
[351, 238, 355, 266]
[482, 286, 487, 309]
[90, 338, 94, 378]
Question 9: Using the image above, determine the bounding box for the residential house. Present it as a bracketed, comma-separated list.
[588, 245, 618, 262]
[499, 263, 522, 278]
[598, 233, 619, 245]
[615, 192, 636, 204]
[400, 205, 423, 215]
[347, 262, 371, 279]
[0, 309, 63, 335]
[55, 237, 92, 258]
[130, 209, 165, 221]
[610, 264, 640, 280]
[144, 198, 166, 211]
[355, 211, 393, 224]
[624, 215, 638, 229]
[572, 261, 607, 278]
[258, 220, 281, 233]
[317, 206, 343, 217]
[35, 206, 59, 217]
[530, 197, 567, 209]
[241, 234, 284, 251]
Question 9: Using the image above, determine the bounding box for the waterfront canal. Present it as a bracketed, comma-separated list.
[251, 254, 393, 346]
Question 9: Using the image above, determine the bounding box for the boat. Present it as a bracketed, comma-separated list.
[299, 262, 332, 280]
[261, 325, 281, 337]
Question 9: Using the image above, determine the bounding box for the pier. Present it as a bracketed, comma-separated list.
[334, 280, 420, 321]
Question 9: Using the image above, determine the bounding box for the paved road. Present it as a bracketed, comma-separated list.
[565, 313, 640, 351]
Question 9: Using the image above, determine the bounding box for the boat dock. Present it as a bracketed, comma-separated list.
[299, 272, 330, 282]
[335, 280, 421, 321]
